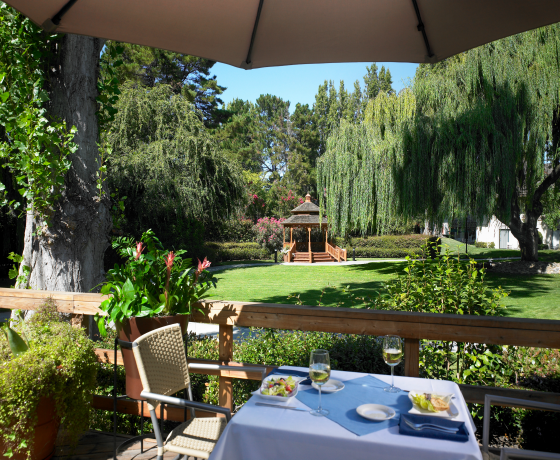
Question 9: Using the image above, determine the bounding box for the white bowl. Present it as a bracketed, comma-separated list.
[356, 404, 396, 421]
[255, 375, 300, 402]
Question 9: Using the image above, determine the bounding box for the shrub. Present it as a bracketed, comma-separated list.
[1, 301, 98, 458]
[488, 242, 495, 249]
[205, 216, 256, 243]
[354, 247, 423, 258]
[475, 242, 487, 248]
[350, 234, 429, 250]
[539, 243, 549, 250]
[204, 242, 269, 261]
[186, 329, 402, 410]
[254, 217, 285, 253]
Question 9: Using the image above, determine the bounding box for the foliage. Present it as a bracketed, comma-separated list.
[318, 90, 416, 237]
[350, 234, 429, 249]
[204, 242, 269, 262]
[354, 247, 422, 259]
[254, 217, 285, 253]
[0, 300, 98, 459]
[102, 42, 229, 128]
[96, 230, 217, 336]
[0, 5, 77, 222]
[205, 216, 256, 243]
[103, 82, 244, 251]
[373, 250, 508, 316]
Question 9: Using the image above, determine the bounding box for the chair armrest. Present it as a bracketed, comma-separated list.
[140, 391, 232, 421]
[482, 395, 560, 454]
[188, 363, 267, 380]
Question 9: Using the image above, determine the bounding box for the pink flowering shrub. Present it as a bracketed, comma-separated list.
[254, 217, 285, 253]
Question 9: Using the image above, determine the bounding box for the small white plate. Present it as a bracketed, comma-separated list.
[311, 379, 345, 393]
[356, 404, 396, 421]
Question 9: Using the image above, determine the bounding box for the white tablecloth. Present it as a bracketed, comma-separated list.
[210, 367, 482, 460]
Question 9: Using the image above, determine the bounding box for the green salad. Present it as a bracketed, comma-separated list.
[261, 376, 297, 397]
[411, 393, 450, 412]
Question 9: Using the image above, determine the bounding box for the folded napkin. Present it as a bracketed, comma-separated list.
[399, 414, 469, 442]
[268, 368, 311, 385]
[296, 375, 412, 436]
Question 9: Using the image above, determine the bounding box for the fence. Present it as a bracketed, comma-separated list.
[1, 287, 560, 421]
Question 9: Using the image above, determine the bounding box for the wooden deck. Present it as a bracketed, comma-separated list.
[53, 430, 196, 460]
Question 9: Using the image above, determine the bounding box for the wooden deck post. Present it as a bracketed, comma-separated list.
[219, 324, 234, 411]
[404, 338, 420, 378]
[290, 228, 293, 244]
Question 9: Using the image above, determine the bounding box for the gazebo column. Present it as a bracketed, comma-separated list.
[283, 227, 286, 246]
[325, 229, 329, 251]
[290, 228, 293, 245]
[308, 227, 312, 263]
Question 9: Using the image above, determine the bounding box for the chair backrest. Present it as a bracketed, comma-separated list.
[132, 323, 190, 401]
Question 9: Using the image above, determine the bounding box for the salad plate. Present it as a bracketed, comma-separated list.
[408, 391, 459, 418]
[311, 379, 345, 393]
[357, 404, 396, 421]
[254, 375, 300, 402]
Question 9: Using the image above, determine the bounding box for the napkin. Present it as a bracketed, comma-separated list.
[399, 414, 469, 442]
[268, 368, 311, 385]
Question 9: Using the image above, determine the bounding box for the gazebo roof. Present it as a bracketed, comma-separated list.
[290, 193, 320, 215]
[282, 215, 328, 227]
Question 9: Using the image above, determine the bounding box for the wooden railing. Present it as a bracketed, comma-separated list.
[326, 242, 347, 262]
[283, 242, 296, 262]
[2, 288, 560, 416]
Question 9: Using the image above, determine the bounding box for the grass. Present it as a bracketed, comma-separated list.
[207, 260, 560, 320]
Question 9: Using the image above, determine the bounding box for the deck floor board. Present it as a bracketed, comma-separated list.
[53, 430, 196, 460]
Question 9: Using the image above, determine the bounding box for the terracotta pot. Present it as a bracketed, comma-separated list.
[1, 397, 60, 460]
[117, 315, 189, 400]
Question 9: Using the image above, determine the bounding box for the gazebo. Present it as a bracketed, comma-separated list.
[282, 194, 347, 263]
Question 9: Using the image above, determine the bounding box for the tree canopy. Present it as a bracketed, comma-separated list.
[318, 25, 560, 260]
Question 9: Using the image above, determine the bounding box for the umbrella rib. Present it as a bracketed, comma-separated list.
[41, 0, 80, 32]
[411, 0, 434, 58]
[245, 0, 265, 66]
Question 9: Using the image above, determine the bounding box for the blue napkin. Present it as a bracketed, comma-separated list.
[296, 375, 412, 436]
[399, 414, 469, 442]
[268, 368, 311, 385]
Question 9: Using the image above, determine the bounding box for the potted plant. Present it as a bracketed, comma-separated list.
[96, 229, 217, 399]
[0, 300, 98, 460]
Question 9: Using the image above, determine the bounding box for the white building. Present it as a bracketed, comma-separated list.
[476, 216, 560, 250]
[439, 216, 559, 249]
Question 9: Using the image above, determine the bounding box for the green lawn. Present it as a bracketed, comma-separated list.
[207, 261, 560, 320]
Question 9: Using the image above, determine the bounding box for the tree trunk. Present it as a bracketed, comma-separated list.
[17, 35, 111, 293]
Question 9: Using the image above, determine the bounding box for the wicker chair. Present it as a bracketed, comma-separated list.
[123, 323, 263, 460]
[481, 395, 560, 460]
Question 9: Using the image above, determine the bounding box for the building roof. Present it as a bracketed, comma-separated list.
[282, 215, 328, 226]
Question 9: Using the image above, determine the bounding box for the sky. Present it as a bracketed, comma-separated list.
[212, 62, 419, 111]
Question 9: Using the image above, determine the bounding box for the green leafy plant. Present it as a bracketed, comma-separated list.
[7, 252, 30, 288]
[96, 229, 217, 336]
[0, 299, 98, 459]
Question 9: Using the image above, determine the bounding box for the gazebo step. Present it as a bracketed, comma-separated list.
[292, 252, 337, 263]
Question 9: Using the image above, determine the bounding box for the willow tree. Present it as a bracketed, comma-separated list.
[103, 83, 244, 257]
[319, 25, 560, 261]
[317, 90, 415, 237]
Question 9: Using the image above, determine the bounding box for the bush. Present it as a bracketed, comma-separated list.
[254, 217, 285, 253]
[488, 242, 495, 249]
[539, 243, 549, 250]
[350, 234, 429, 250]
[475, 242, 496, 249]
[205, 216, 256, 243]
[354, 247, 423, 258]
[186, 329, 403, 411]
[204, 242, 269, 261]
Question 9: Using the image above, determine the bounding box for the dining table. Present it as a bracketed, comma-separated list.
[209, 366, 483, 460]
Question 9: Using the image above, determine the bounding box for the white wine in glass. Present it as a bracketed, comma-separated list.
[309, 349, 330, 416]
[382, 336, 402, 393]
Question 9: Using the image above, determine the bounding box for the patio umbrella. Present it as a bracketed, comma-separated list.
[5, 0, 560, 69]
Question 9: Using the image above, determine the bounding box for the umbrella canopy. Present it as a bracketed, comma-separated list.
[6, 0, 560, 69]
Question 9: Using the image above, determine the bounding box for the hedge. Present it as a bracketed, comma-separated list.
[475, 242, 496, 249]
[204, 242, 270, 262]
[349, 234, 431, 249]
[353, 247, 423, 258]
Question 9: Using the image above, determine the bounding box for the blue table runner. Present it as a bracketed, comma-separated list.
[296, 375, 412, 436]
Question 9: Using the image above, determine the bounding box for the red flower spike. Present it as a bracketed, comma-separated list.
[135, 242, 145, 260]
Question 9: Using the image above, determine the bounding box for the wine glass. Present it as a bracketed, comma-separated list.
[382, 336, 402, 393]
[309, 349, 331, 416]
